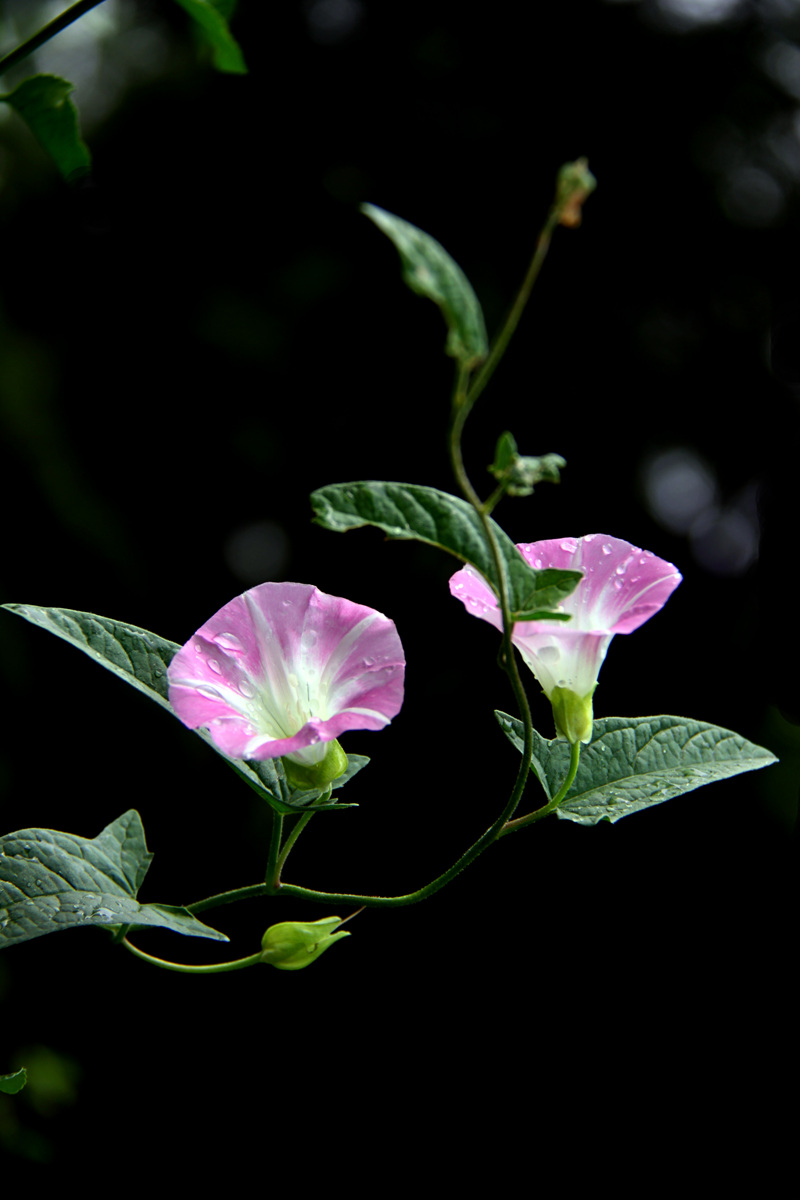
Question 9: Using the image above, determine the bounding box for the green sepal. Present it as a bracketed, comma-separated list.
[0, 810, 227, 949]
[282, 740, 349, 790]
[496, 711, 778, 824]
[361, 203, 488, 368]
[549, 685, 595, 745]
[0, 75, 90, 180]
[310, 481, 581, 614]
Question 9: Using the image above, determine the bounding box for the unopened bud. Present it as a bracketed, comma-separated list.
[260, 916, 350, 971]
[553, 158, 596, 228]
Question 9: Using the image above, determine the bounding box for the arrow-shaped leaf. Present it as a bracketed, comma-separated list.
[497, 711, 778, 825]
[0, 810, 226, 949]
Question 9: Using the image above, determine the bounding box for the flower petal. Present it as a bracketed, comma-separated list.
[449, 534, 681, 701]
[168, 582, 405, 761]
[516, 534, 682, 634]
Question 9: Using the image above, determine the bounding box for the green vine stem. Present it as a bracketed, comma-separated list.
[498, 740, 581, 836]
[264, 810, 284, 887]
[121, 938, 262, 974]
[448, 364, 536, 829]
[274, 811, 315, 880]
[0, 0, 107, 75]
[456, 207, 561, 426]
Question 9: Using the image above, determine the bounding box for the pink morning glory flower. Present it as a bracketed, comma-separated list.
[449, 534, 682, 743]
[168, 582, 405, 775]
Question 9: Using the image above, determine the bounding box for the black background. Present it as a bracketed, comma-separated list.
[0, 0, 795, 1174]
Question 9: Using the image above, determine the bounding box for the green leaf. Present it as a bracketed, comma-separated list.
[512, 610, 572, 623]
[310, 481, 581, 614]
[0, 604, 351, 816]
[0, 75, 90, 180]
[488, 437, 567, 499]
[361, 204, 488, 368]
[172, 0, 247, 73]
[496, 712, 778, 825]
[0, 1067, 27, 1095]
[0, 810, 226, 949]
[490, 431, 518, 475]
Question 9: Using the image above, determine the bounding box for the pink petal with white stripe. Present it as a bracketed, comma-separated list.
[449, 534, 681, 699]
[168, 582, 405, 765]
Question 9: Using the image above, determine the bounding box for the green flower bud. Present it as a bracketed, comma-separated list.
[549, 685, 594, 745]
[260, 916, 350, 971]
[553, 157, 596, 228]
[282, 739, 348, 791]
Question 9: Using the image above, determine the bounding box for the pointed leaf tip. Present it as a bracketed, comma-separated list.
[497, 711, 777, 824]
[361, 204, 488, 368]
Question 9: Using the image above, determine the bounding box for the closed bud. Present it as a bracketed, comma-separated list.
[553, 158, 596, 228]
[260, 916, 350, 971]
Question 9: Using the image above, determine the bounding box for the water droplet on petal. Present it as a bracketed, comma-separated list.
[207, 659, 222, 674]
[538, 645, 561, 664]
[239, 680, 256, 698]
[560, 539, 578, 554]
[215, 631, 245, 652]
[602, 543, 613, 555]
[197, 685, 223, 701]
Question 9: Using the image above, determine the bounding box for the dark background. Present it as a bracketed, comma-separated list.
[0, 0, 795, 1172]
